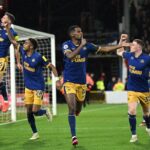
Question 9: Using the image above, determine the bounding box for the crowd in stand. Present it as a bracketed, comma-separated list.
[130, 0, 150, 53]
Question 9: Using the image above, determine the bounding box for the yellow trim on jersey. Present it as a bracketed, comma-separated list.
[24, 62, 35, 72]
[64, 49, 72, 55]
[42, 56, 47, 62]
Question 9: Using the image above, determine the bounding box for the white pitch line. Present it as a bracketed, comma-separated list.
[0, 105, 122, 126]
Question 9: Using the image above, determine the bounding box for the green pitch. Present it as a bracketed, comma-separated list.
[0, 103, 150, 150]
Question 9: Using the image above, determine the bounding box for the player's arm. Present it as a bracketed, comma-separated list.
[15, 45, 23, 72]
[47, 63, 61, 89]
[65, 37, 86, 59]
[96, 43, 129, 53]
[4, 23, 23, 72]
[117, 34, 128, 57]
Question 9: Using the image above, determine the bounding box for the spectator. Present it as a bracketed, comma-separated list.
[107, 76, 116, 90]
[83, 73, 94, 107]
[113, 78, 125, 91]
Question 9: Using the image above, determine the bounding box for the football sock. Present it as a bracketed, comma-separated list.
[33, 109, 46, 116]
[27, 112, 37, 133]
[128, 113, 136, 135]
[143, 115, 150, 128]
[68, 115, 76, 137]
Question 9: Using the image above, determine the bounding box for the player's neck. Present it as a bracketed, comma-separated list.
[26, 49, 34, 57]
[72, 39, 80, 46]
[134, 50, 142, 58]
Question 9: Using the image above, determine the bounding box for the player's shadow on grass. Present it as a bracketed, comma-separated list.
[132, 141, 150, 149]
[22, 140, 46, 150]
[71, 145, 87, 150]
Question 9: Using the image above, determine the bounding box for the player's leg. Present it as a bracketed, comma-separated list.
[0, 58, 9, 112]
[128, 101, 138, 142]
[76, 84, 86, 115]
[139, 101, 146, 127]
[140, 97, 150, 135]
[0, 81, 9, 112]
[25, 88, 39, 140]
[32, 90, 52, 121]
[127, 92, 138, 142]
[139, 116, 146, 127]
[64, 93, 77, 145]
[26, 104, 39, 140]
[64, 82, 80, 145]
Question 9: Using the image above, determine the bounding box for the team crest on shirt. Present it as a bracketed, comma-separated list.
[32, 59, 35, 62]
[63, 44, 68, 49]
[83, 46, 87, 50]
[140, 59, 144, 63]
[131, 57, 134, 60]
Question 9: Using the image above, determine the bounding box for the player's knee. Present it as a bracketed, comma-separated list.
[69, 108, 76, 115]
[128, 107, 136, 115]
[0, 82, 5, 88]
[128, 113, 136, 119]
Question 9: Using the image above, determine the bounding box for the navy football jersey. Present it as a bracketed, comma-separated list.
[0, 25, 18, 57]
[123, 52, 150, 92]
[62, 40, 98, 84]
[20, 46, 49, 90]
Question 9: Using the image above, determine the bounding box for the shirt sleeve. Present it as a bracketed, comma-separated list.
[122, 52, 132, 60]
[86, 43, 99, 53]
[62, 42, 72, 55]
[39, 55, 49, 67]
[19, 45, 25, 56]
[10, 28, 19, 41]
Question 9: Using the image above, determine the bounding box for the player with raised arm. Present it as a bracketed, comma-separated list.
[62, 25, 127, 146]
[5, 24, 61, 140]
[0, 12, 18, 112]
[117, 34, 150, 143]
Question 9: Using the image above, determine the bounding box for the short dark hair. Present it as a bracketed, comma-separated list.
[133, 39, 145, 49]
[67, 25, 80, 36]
[5, 12, 15, 23]
[28, 38, 38, 49]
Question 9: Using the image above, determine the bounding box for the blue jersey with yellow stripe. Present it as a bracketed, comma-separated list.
[123, 52, 150, 92]
[62, 40, 98, 84]
[0, 25, 18, 57]
[20, 46, 49, 90]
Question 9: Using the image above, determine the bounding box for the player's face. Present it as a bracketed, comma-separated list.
[1, 15, 11, 24]
[72, 28, 83, 40]
[130, 41, 140, 52]
[23, 40, 32, 51]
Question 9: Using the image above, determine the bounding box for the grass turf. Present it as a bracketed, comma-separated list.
[0, 103, 150, 150]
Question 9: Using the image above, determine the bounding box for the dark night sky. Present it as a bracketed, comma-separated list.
[7, 0, 122, 43]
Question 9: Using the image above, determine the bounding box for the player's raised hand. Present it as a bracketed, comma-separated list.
[80, 36, 87, 46]
[122, 42, 131, 47]
[2, 22, 8, 28]
[120, 34, 128, 41]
